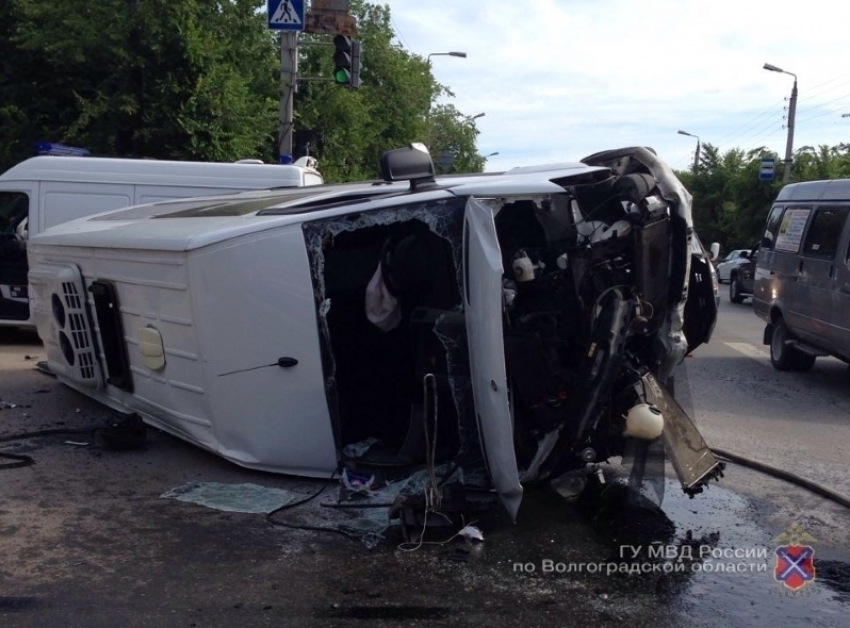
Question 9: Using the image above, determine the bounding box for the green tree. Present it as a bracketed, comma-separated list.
[1, 0, 279, 169]
[427, 104, 486, 174]
[0, 0, 485, 179]
[677, 141, 850, 252]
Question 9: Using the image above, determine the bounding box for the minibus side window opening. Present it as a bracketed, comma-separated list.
[802, 207, 849, 261]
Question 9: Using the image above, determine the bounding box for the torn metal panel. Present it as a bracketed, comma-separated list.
[643, 373, 724, 493]
[463, 197, 523, 520]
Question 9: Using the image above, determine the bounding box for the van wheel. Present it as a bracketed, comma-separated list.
[770, 318, 811, 371]
[729, 275, 744, 303]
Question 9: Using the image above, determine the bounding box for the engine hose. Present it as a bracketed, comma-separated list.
[711, 447, 850, 510]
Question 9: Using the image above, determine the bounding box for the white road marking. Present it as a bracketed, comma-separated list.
[725, 342, 770, 361]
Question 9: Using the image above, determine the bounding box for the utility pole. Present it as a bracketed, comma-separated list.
[763, 63, 798, 182]
[693, 139, 700, 172]
[278, 31, 298, 161]
[677, 130, 700, 173]
[784, 77, 798, 182]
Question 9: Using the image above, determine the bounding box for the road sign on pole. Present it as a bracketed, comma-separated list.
[760, 157, 776, 181]
[268, 0, 305, 31]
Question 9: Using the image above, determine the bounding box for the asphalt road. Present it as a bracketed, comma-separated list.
[1, 296, 849, 628]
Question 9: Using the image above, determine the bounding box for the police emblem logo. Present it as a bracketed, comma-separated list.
[772, 522, 817, 591]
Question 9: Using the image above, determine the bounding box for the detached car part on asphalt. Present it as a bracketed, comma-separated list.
[28, 145, 723, 519]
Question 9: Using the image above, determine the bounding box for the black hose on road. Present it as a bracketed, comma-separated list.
[712, 447, 850, 510]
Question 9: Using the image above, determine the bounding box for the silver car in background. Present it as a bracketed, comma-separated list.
[715, 248, 751, 283]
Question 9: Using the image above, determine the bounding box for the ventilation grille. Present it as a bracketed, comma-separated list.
[57, 279, 97, 382]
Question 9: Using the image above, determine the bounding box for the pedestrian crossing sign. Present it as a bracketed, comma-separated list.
[268, 0, 304, 31]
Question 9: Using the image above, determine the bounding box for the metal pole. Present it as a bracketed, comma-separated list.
[693, 140, 700, 172]
[783, 79, 798, 182]
[278, 31, 298, 160]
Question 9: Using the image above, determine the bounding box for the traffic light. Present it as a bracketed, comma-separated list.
[333, 35, 352, 85]
[332, 35, 362, 89]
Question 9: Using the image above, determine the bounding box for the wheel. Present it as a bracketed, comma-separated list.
[769, 318, 814, 371]
[729, 274, 744, 303]
[770, 318, 794, 371]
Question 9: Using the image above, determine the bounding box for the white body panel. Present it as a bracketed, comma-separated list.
[28, 225, 337, 476]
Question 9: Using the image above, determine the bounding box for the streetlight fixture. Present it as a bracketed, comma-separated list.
[485, 151, 499, 157]
[427, 51, 468, 62]
[764, 62, 798, 182]
[677, 130, 701, 172]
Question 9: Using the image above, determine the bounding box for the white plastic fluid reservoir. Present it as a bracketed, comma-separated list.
[624, 403, 664, 440]
[512, 255, 535, 282]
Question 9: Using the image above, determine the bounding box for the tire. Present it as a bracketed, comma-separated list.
[729, 274, 745, 303]
[770, 317, 814, 371]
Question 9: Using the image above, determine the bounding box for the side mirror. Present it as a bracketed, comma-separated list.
[709, 242, 720, 262]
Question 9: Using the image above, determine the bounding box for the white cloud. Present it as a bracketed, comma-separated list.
[386, 0, 850, 172]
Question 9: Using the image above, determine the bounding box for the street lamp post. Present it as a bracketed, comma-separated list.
[426, 52, 467, 148]
[677, 130, 701, 172]
[764, 63, 798, 182]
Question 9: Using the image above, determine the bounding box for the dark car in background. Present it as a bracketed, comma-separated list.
[729, 244, 758, 303]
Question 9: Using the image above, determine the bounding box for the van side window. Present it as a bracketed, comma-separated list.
[0, 192, 29, 237]
[802, 208, 849, 260]
[761, 204, 786, 250]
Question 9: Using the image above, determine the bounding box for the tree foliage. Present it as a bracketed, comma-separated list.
[2, 0, 279, 166]
[677, 143, 850, 252]
[0, 0, 485, 181]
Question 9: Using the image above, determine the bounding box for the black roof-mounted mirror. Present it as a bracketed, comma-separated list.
[380, 143, 436, 191]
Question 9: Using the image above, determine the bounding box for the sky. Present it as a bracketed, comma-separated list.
[383, 0, 850, 173]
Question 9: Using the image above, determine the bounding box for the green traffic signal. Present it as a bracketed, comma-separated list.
[334, 68, 351, 84]
[333, 35, 352, 85]
[331, 35, 361, 88]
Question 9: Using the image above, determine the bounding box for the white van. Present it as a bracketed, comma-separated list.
[0, 155, 323, 326]
[27, 145, 724, 513]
